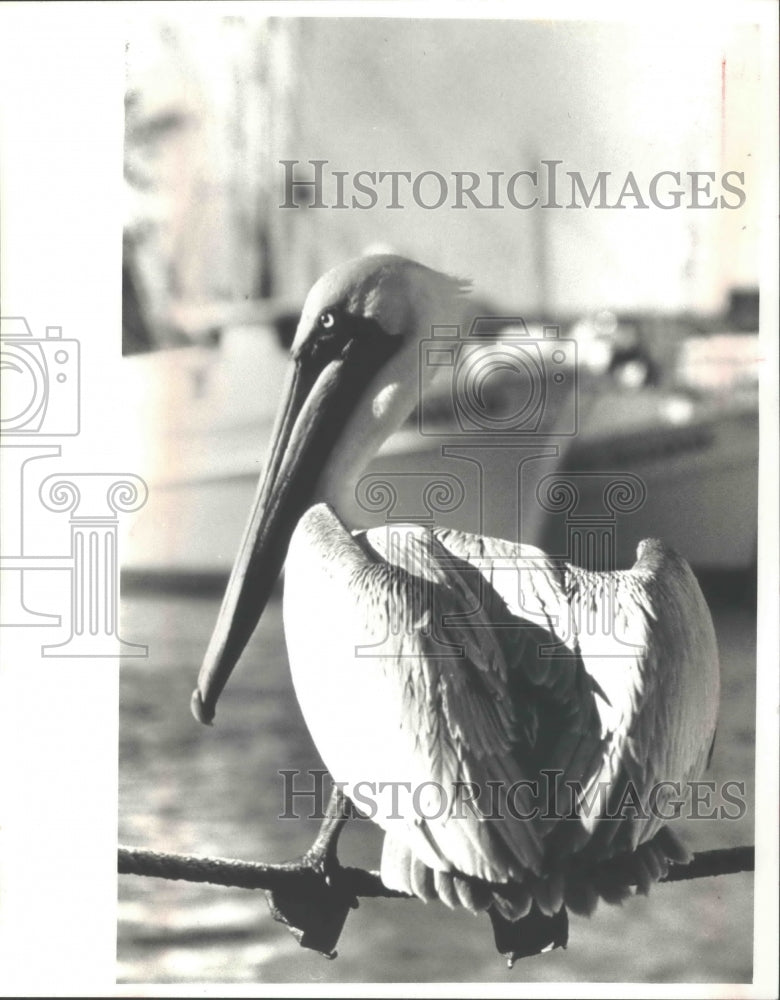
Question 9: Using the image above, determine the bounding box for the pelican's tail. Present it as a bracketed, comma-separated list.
[380, 835, 569, 961]
[380, 828, 690, 962]
[380, 834, 567, 917]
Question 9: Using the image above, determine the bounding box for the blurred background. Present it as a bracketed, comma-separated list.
[118, 13, 759, 985]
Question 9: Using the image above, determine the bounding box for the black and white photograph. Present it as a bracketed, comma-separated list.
[0, 2, 777, 996]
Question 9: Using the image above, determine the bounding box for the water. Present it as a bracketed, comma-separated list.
[118, 583, 754, 984]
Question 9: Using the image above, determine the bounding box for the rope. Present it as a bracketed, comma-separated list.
[118, 844, 754, 896]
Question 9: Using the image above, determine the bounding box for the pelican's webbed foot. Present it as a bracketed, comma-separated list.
[264, 785, 358, 958]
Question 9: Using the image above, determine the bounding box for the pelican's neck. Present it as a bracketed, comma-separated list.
[312, 364, 424, 522]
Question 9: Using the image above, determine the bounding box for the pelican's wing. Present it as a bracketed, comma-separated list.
[426, 528, 719, 860]
[357, 523, 606, 884]
[562, 549, 720, 857]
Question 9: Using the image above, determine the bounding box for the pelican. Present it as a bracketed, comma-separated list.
[192, 255, 720, 961]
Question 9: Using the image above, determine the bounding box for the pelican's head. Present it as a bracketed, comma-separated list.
[192, 254, 468, 723]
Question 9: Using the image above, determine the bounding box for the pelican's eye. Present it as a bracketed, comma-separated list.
[299, 310, 400, 372]
[318, 311, 336, 330]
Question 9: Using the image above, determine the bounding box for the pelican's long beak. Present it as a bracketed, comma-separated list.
[191, 334, 395, 724]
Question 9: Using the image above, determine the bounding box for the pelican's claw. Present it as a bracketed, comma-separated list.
[264, 854, 358, 959]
